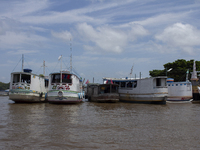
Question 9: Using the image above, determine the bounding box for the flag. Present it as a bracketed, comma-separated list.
[67, 75, 70, 79]
[85, 80, 89, 84]
[62, 74, 67, 79]
[58, 55, 62, 60]
[111, 80, 113, 84]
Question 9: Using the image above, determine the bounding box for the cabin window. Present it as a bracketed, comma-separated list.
[127, 82, 132, 88]
[52, 74, 60, 83]
[111, 85, 118, 93]
[21, 74, 31, 83]
[133, 81, 137, 88]
[62, 74, 72, 84]
[51, 74, 72, 84]
[100, 85, 110, 93]
[176, 84, 178, 86]
[156, 78, 161, 86]
[121, 82, 126, 88]
[45, 79, 49, 87]
[13, 74, 20, 83]
[114, 81, 119, 85]
[126, 81, 137, 88]
[99, 85, 118, 94]
[92, 87, 94, 95]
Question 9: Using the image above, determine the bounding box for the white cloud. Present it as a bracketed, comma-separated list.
[156, 23, 200, 46]
[29, 26, 48, 32]
[7, 50, 39, 55]
[123, 12, 190, 28]
[77, 23, 150, 53]
[128, 24, 149, 41]
[77, 23, 128, 53]
[1, 0, 138, 25]
[51, 31, 72, 41]
[1, 0, 49, 18]
[155, 23, 200, 54]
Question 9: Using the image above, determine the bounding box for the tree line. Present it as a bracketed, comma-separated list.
[0, 82, 9, 90]
[149, 59, 200, 82]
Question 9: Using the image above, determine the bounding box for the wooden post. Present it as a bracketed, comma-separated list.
[191, 60, 200, 102]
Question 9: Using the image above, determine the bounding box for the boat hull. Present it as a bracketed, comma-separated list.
[167, 97, 192, 102]
[119, 93, 167, 104]
[89, 94, 119, 103]
[47, 90, 83, 104]
[9, 89, 45, 103]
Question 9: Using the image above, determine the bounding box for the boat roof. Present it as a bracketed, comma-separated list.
[99, 83, 119, 87]
[49, 71, 80, 79]
[11, 71, 42, 77]
[167, 81, 191, 84]
[87, 83, 119, 87]
[87, 83, 100, 86]
[103, 76, 167, 82]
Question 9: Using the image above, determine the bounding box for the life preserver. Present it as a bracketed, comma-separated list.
[59, 86, 63, 89]
[65, 85, 70, 90]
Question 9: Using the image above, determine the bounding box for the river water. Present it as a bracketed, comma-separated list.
[0, 96, 200, 150]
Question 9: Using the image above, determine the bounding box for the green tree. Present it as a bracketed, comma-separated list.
[149, 59, 200, 82]
[0, 82, 10, 90]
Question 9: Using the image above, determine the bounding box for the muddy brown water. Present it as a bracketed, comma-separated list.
[0, 96, 200, 149]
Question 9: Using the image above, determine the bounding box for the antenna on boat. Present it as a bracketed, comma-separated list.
[130, 64, 134, 79]
[58, 55, 62, 85]
[70, 38, 72, 73]
[22, 54, 24, 72]
[41, 60, 47, 76]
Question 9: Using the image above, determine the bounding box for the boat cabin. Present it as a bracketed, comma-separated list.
[87, 83, 118, 97]
[103, 77, 168, 96]
[86, 83, 119, 102]
[48, 71, 82, 92]
[10, 71, 46, 91]
[51, 73, 72, 85]
[87, 83, 118, 95]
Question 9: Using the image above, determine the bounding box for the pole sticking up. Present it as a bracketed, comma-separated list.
[41, 60, 47, 76]
[22, 54, 24, 72]
[58, 55, 62, 85]
[70, 38, 72, 73]
[130, 64, 134, 79]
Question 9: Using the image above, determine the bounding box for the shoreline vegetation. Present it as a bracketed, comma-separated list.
[0, 82, 9, 90]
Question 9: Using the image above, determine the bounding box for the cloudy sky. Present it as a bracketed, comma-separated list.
[1, 0, 200, 83]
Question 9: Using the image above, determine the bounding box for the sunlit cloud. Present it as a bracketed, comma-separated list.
[155, 23, 200, 54]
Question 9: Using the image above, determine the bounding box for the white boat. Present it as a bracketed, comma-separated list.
[47, 55, 83, 104]
[9, 69, 47, 103]
[86, 83, 119, 103]
[167, 78, 192, 102]
[47, 71, 83, 104]
[103, 76, 168, 104]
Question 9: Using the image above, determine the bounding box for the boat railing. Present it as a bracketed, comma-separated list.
[11, 82, 30, 90]
[154, 86, 167, 88]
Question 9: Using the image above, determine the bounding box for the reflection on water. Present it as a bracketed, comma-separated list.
[1, 96, 200, 149]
